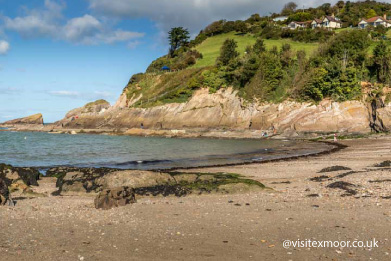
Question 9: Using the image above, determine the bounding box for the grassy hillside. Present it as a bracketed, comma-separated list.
[125, 68, 208, 107]
[193, 32, 256, 68]
[193, 32, 319, 68]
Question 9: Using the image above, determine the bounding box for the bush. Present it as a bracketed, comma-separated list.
[261, 24, 282, 39]
[199, 69, 227, 93]
[216, 39, 239, 66]
[281, 28, 334, 43]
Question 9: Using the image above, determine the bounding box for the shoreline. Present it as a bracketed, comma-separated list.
[0, 123, 373, 140]
[1, 128, 343, 171]
[2, 136, 391, 260]
[166, 140, 345, 172]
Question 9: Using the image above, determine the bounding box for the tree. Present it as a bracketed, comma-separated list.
[203, 21, 224, 36]
[240, 55, 260, 86]
[246, 14, 262, 23]
[234, 21, 248, 33]
[288, 12, 313, 22]
[320, 3, 332, 14]
[253, 38, 266, 55]
[217, 39, 239, 66]
[373, 40, 391, 84]
[366, 9, 377, 19]
[168, 27, 190, 56]
[336, 1, 345, 9]
[282, 2, 298, 15]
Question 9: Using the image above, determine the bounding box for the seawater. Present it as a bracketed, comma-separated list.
[0, 131, 333, 170]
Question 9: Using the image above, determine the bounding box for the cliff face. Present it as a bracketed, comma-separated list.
[1, 113, 44, 126]
[56, 87, 391, 134]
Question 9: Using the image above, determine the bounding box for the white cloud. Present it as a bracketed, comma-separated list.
[101, 30, 144, 44]
[48, 90, 115, 100]
[48, 90, 79, 98]
[88, 0, 337, 34]
[2, 0, 144, 45]
[3, 0, 64, 38]
[4, 15, 58, 38]
[0, 40, 9, 55]
[63, 16, 144, 44]
[127, 40, 142, 49]
[63, 15, 102, 43]
[92, 91, 115, 99]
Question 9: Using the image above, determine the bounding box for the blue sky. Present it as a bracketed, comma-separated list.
[0, 0, 334, 122]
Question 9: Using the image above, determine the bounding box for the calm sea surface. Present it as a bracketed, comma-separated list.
[0, 131, 333, 170]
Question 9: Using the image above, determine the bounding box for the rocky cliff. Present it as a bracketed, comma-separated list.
[55, 86, 391, 135]
[1, 113, 44, 126]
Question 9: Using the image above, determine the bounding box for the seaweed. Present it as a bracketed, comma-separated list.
[318, 166, 352, 173]
[327, 181, 357, 195]
[374, 161, 391, 167]
[309, 175, 330, 182]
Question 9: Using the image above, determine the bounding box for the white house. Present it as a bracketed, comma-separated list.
[358, 15, 391, 28]
[322, 15, 342, 29]
[288, 21, 308, 30]
[311, 19, 323, 29]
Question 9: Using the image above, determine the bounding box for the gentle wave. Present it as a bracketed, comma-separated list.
[0, 131, 334, 170]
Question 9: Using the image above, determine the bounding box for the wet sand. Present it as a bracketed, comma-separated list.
[1, 136, 391, 260]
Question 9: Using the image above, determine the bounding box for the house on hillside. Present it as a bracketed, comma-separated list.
[288, 21, 308, 29]
[311, 19, 323, 28]
[358, 15, 391, 28]
[322, 15, 342, 29]
[310, 15, 342, 29]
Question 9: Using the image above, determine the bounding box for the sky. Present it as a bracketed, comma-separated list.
[0, 0, 338, 122]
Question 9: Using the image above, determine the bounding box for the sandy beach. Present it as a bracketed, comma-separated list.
[1, 135, 391, 261]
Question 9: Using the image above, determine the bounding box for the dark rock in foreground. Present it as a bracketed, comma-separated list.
[46, 167, 119, 194]
[0, 164, 40, 188]
[94, 186, 136, 210]
[47, 167, 266, 200]
[0, 177, 10, 205]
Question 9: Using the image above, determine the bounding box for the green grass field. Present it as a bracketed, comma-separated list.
[192, 32, 319, 68]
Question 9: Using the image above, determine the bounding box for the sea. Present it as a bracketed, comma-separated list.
[0, 130, 334, 170]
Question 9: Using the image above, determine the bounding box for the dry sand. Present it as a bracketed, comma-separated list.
[1, 136, 391, 260]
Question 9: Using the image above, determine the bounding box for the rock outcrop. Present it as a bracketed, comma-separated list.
[0, 164, 40, 187]
[48, 167, 266, 200]
[95, 170, 176, 190]
[0, 177, 10, 205]
[56, 87, 387, 134]
[55, 100, 110, 128]
[0, 164, 41, 204]
[1, 113, 44, 126]
[94, 187, 136, 210]
[46, 167, 118, 195]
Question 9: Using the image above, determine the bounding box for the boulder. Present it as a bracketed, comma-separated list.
[0, 177, 10, 205]
[0, 164, 40, 187]
[94, 187, 136, 210]
[95, 170, 176, 190]
[47, 167, 117, 195]
[49, 168, 175, 195]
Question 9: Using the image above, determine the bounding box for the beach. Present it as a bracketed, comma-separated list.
[1, 135, 391, 260]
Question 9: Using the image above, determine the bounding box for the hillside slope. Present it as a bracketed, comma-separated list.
[193, 32, 318, 68]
